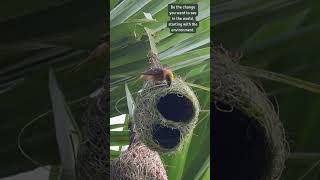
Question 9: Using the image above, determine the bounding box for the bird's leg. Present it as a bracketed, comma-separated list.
[154, 81, 162, 86]
[232, 50, 243, 63]
[154, 81, 168, 87]
[226, 50, 243, 64]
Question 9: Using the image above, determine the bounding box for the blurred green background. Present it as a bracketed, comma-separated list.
[213, 0, 320, 179]
[0, 0, 107, 178]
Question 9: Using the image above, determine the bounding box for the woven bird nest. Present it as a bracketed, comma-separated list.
[134, 78, 200, 153]
[111, 143, 167, 180]
[75, 88, 110, 179]
[133, 54, 200, 153]
[111, 123, 167, 180]
[212, 44, 287, 180]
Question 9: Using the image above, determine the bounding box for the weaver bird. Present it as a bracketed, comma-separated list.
[139, 68, 174, 86]
[70, 34, 108, 72]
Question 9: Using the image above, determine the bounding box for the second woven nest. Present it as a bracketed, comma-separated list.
[212, 44, 288, 180]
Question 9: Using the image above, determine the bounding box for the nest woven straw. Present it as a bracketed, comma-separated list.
[133, 53, 200, 153]
[75, 88, 110, 179]
[111, 141, 167, 180]
[134, 77, 200, 153]
[212, 44, 287, 180]
[110, 104, 168, 180]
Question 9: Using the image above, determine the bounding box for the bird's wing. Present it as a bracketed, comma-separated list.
[141, 68, 163, 76]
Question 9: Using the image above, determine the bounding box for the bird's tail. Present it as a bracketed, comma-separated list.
[139, 75, 153, 80]
[69, 57, 91, 73]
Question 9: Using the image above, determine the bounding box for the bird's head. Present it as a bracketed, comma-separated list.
[163, 68, 174, 86]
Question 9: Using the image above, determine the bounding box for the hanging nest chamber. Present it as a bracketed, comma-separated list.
[133, 54, 200, 153]
[211, 44, 288, 180]
[110, 123, 167, 180]
[111, 142, 168, 180]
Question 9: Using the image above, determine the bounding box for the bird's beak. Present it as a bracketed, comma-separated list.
[166, 75, 172, 86]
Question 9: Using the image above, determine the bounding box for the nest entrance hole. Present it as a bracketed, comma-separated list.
[152, 124, 181, 149]
[157, 93, 194, 123]
[212, 101, 268, 180]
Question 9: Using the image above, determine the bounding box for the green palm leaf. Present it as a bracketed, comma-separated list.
[214, 0, 320, 179]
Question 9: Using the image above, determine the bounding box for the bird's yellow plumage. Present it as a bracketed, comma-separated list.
[166, 70, 174, 81]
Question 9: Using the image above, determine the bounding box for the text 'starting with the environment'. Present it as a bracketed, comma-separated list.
[167, 4, 199, 33]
